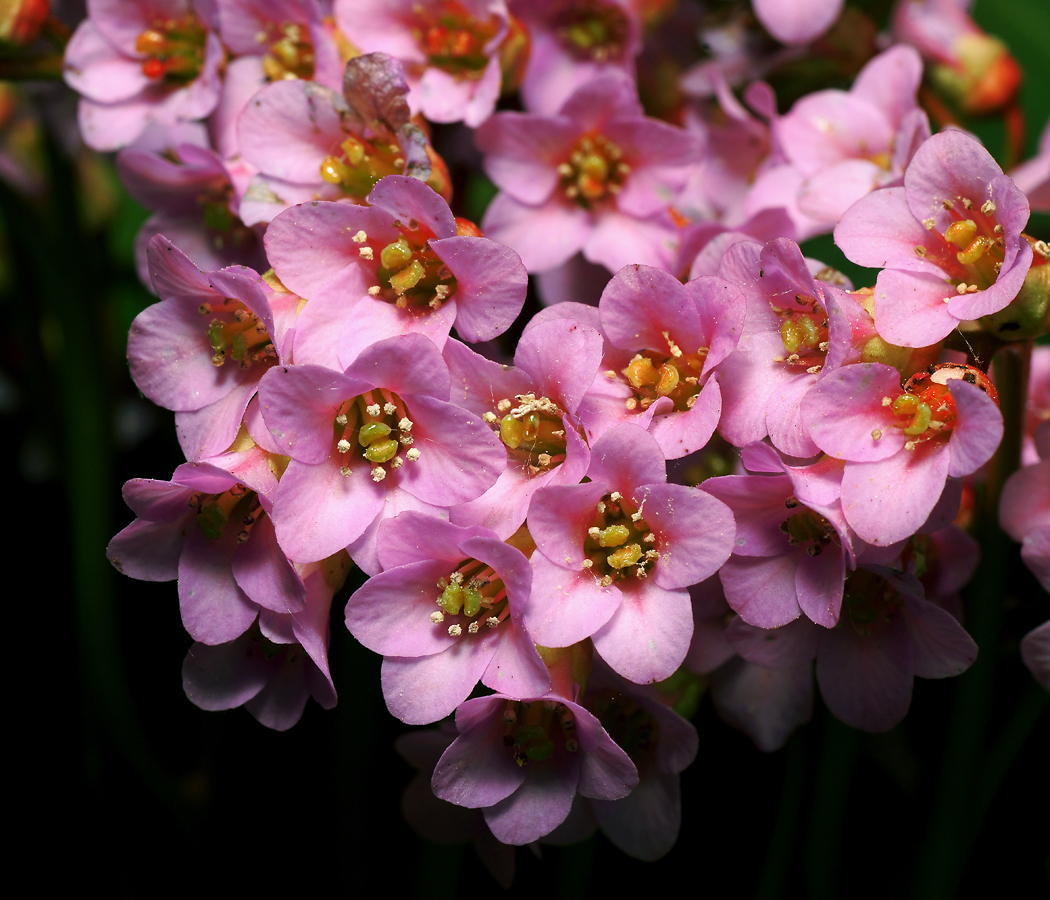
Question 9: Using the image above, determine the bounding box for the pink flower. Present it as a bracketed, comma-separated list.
[181, 557, 345, 730]
[107, 445, 306, 646]
[526, 423, 734, 683]
[511, 0, 642, 115]
[63, 0, 224, 151]
[476, 74, 703, 273]
[752, 0, 843, 46]
[127, 236, 297, 460]
[834, 130, 1033, 347]
[431, 691, 638, 845]
[583, 264, 744, 459]
[727, 567, 978, 731]
[257, 333, 505, 568]
[343, 512, 550, 724]
[334, 0, 510, 126]
[264, 175, 527, 369]
[801, 361, 1003, 545]
[776, 44, 931, 227]
[704, 443, 855, 629]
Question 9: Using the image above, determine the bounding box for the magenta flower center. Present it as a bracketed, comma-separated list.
[412, 1, 500, 78]
[192, 482, 264, 543]
[583, 490, 660, 585]
[557, 133, 630, 208]
[259, 22, 316, 81]
[135, 16, 206, 84]
[552, 0, 630, 62]
[501, 699, 579, 765]
[199, 298, 276, 370]
[918, 197, 1008, 293]
[332, 389, 419, 483]
[431, 558, 510, 636]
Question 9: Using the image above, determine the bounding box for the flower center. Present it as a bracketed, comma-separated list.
[191, 483, 264, 544]
[918, 197, 1008, 293]
[332, 390, 419, 483]
[198, 297, 276, 370]
[779, 497, 836, 558]
[259, 22, 316, 81]
[620, 331, 708, 413]
[587, 690, 658, 766]
[501, 699, 579, 765]
[553, 0, 630, 62]
[339, 220, 460, 313]
[842, 569, 899, 638]
[412, 0, 501, 78]
[557, 133, 630, 208]
[485, 393, 569, 475]
[430, 559, 510, 636]
[583, 490, 660, 585]
[135, 16, 207, 84]
[319, 135, 407, 198]
[770, 294, 829, 373]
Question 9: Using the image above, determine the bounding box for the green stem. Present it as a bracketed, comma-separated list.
[911, 342, 1030, 899]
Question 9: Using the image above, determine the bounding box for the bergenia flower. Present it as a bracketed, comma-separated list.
[801, 361, 1003, 545]
[258, 333, 505, 569]
[776, 44, 931, 227]
[511, 0, 642, 115]
[727, 567, 978, 731]
[237, 53, 439, 225]
[128, 236, 297, 460]
[476, 74, 704, 273]
[334, 0, 511, 127]
[834, 129, 1033, 347]
[752, 0, 843, 46]
[431, 690, 638, 845]
[445, 316, 603, 539]
[63, 0, 224, 151]
[215, 0, 343, 88]
[581, 263, 744, 459]
[344, 512, 549, 724]
[265, 174, 527, 369]
[181, 555, 347, 730]
[704, 443, 855, 629]
[526, 423, 734, 683]
[715, 238, 850, 458]
[581, 659, 699, 861]
[107, 444, 306, 646]
[117, 144, 265, 285]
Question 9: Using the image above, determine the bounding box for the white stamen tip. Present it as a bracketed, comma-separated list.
[352, 230, 368, 243]
[406, 448, 421, 461]
[371, 466, 386, 482]
[366, 404, 381, 418]
[448, 624, 462, 636]
[430, 611, 445, 623]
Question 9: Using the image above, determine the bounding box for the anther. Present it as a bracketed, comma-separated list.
[406, 448, 421, 461]
[468, 621, 480, 634]
[371, 466, 386, 481]
[352, 230, 367, 243]
[486, 617, 499, 628]
[430, 611, 444, 623]
[359, 247, 373, 259]
[366, 403, 381, 418]
[448, 624, 462, 636]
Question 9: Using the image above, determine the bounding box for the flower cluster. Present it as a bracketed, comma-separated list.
[55, 0, 1048, 868]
